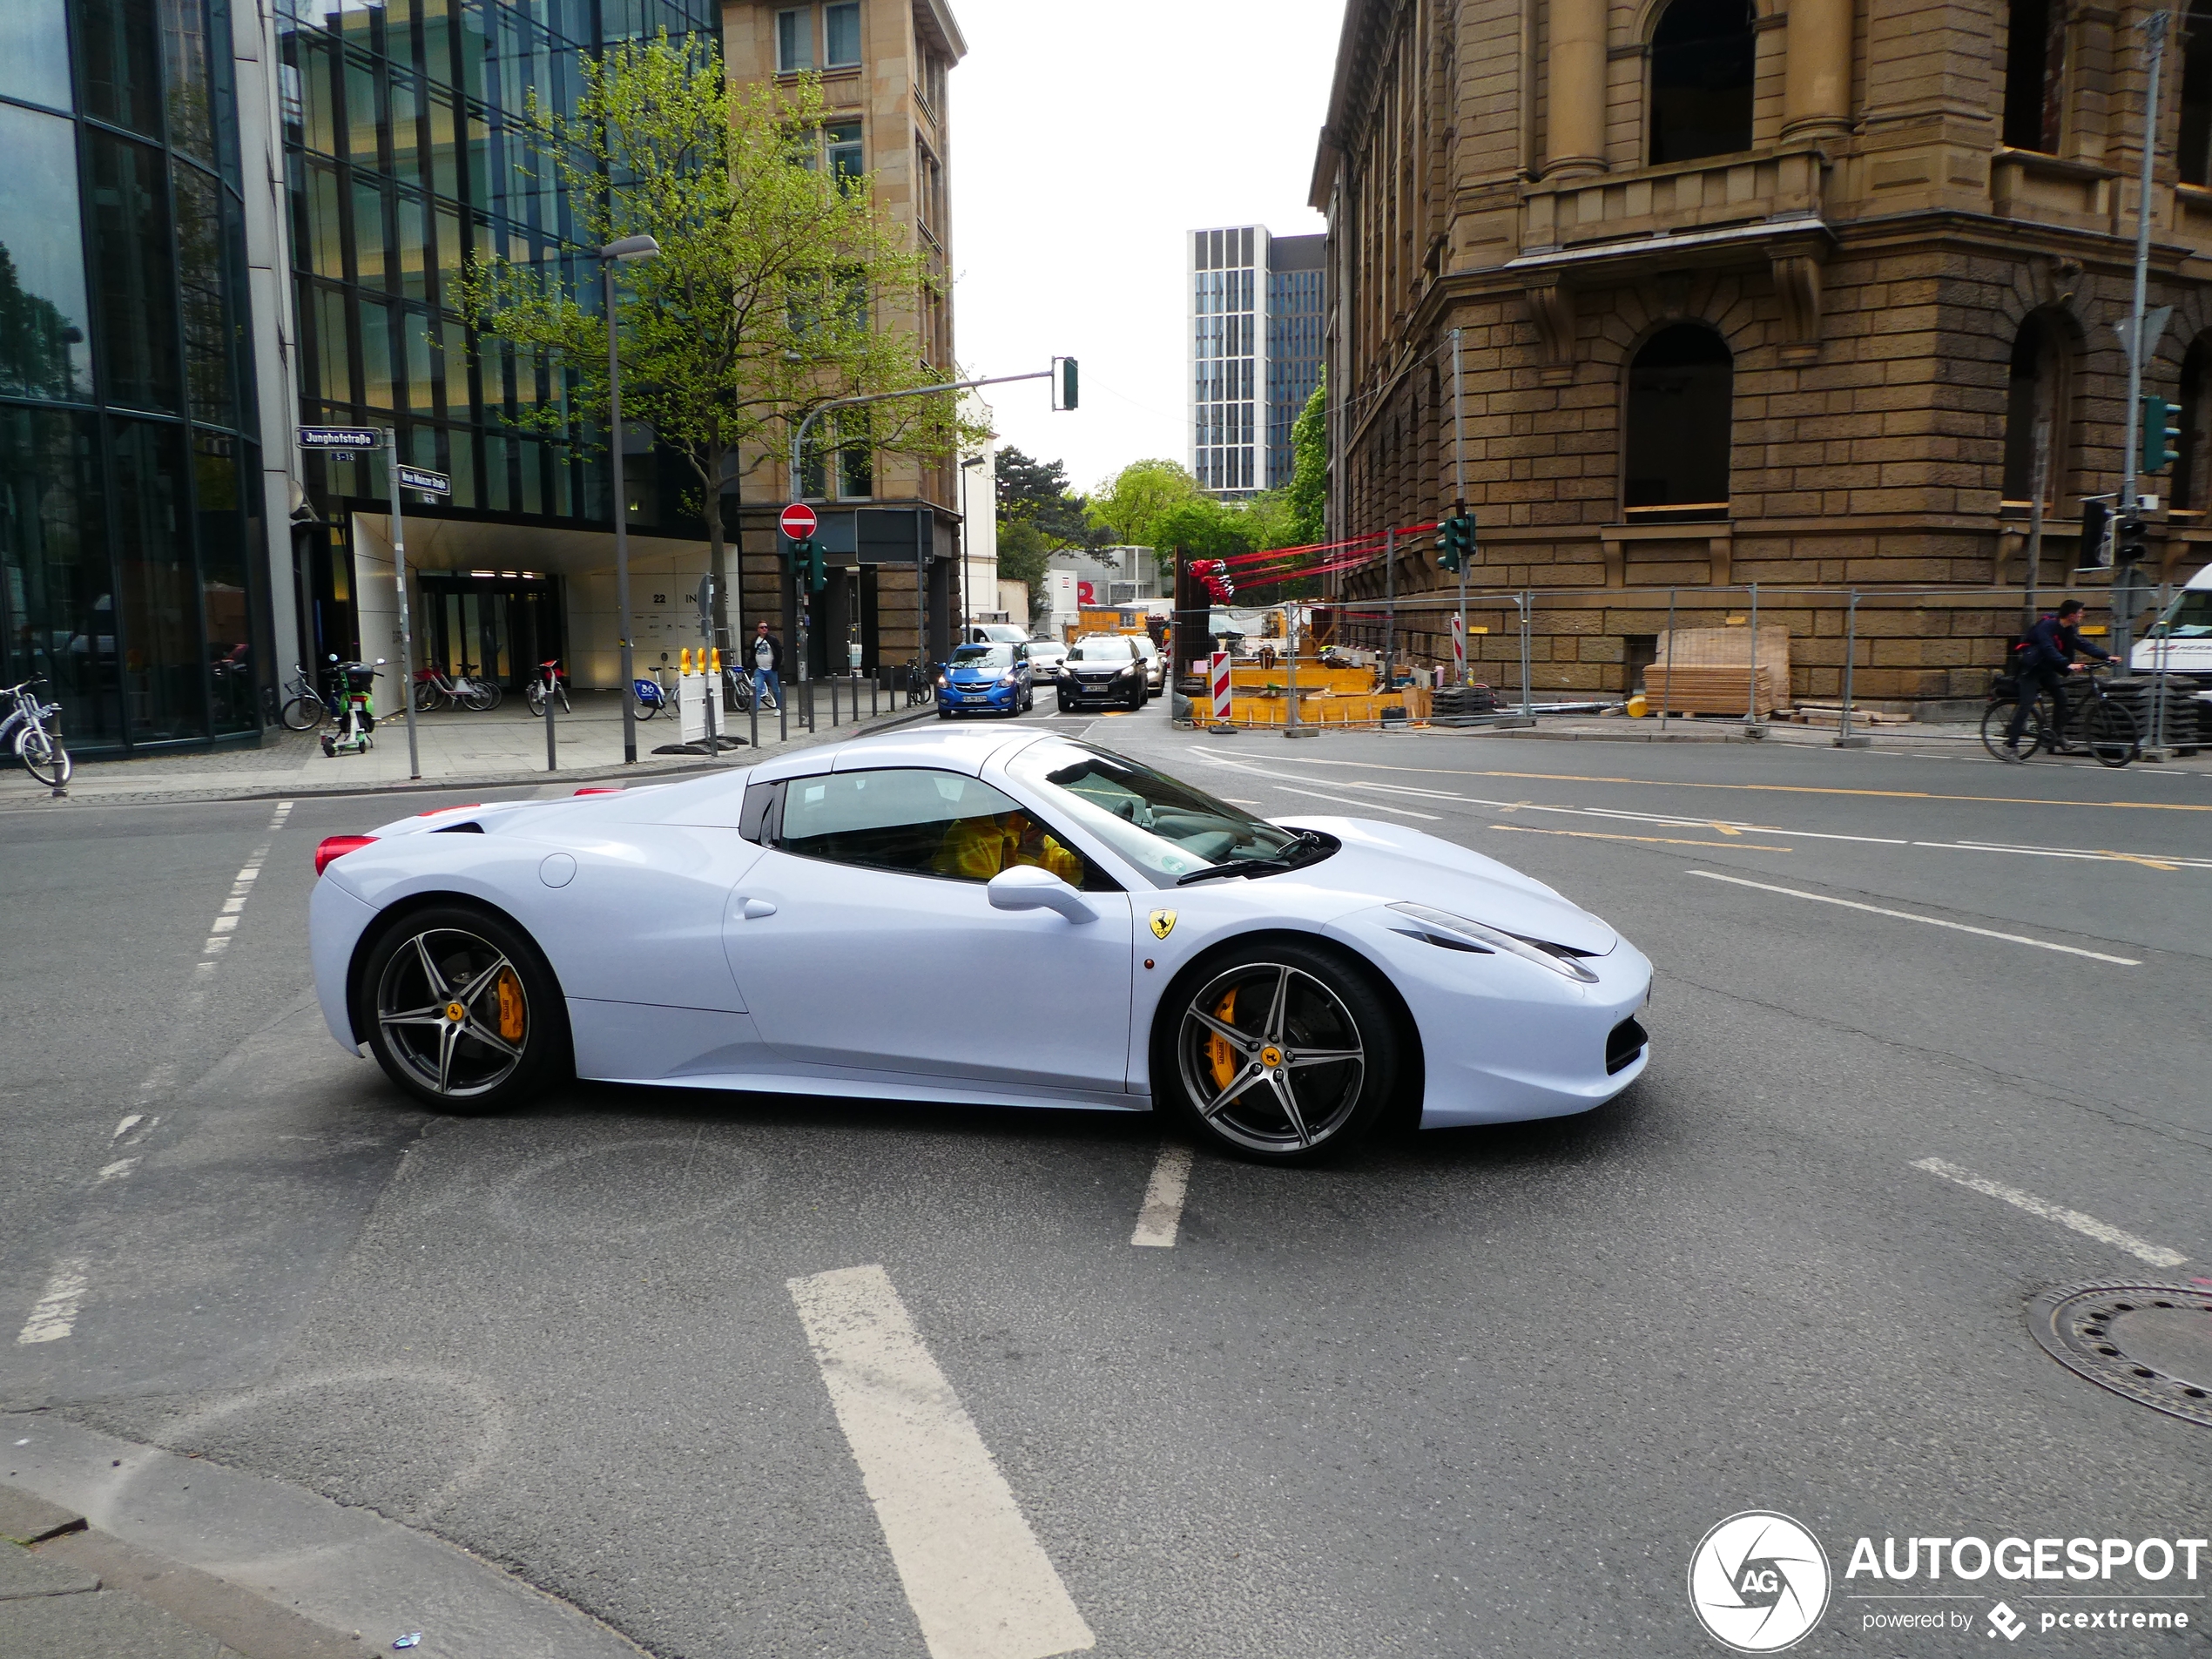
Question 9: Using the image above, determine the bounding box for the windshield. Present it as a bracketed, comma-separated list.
[2148, 590, 2212, 638]
[1007, 738, 1307, 882]
[1070, 639, 1131, 663]
[951, 644, 1013, 669]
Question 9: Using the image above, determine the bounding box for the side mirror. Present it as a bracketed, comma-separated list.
[987, 864, 1096, 925]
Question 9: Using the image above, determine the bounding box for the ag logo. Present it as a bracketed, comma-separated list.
[1688, 1511, 1831, 1652]
[1149, 909, 1177, 939]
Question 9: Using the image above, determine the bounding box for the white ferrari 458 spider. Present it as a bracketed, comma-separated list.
[309, 726, 1651, 1162]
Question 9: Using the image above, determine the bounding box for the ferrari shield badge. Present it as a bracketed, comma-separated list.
[1149, 908, 1177, 940]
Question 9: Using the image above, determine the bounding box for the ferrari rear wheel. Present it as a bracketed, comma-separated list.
[1157, 941, 1399, 1163]
[360, 904, 567, 1114]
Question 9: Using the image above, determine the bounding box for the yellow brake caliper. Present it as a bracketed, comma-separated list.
[496, 967, 525, 1043]
[1205, 988, 1238, 1092]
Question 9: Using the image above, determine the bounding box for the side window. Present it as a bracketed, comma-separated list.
[772, 768, 1112, 889]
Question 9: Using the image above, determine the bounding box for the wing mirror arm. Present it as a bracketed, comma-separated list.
[986, 865, 1096, 924]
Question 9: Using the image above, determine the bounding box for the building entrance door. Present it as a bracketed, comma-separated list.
[418, 574, 563, 691]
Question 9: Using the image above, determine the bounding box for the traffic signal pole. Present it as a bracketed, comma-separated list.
[1451, 328, 1469, 685]
[2116, 9, 2169, 661]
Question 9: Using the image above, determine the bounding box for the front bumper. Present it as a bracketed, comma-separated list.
[939, 679, 1017, 712]
[1326, 906, 1654, 1128]
[1061, 674, 1140, 703]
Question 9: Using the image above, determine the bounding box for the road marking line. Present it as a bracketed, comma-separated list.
[1494, 824, 1795, 853]
[1197, 748, 2212, 813]
[788, 1264, 1095, 1659]
[1272, 785, 1440, 819]
[92, 1158, 137, 1185]
[1131, 1145, 1194, 1248]
[1933, 840, 2209, 872]
[111, 1114, 144, 1142]
[1911, 1158, 2188, 1267]
[1684, 870, 2142, 964]
[266, 799, 293, 831]
[17, 1259, 91, 1345]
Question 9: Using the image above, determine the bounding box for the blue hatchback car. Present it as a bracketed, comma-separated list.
[936, 641, 1033, 718]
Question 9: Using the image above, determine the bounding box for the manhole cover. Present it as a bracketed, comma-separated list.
[2028, 1282, 2212, 1427]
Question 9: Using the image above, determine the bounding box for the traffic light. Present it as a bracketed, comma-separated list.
[1054, 356, 1078, 411]
[2114, 511, 2148, 565]
[1433, 510, 1477, 574]
[806, 536, 825, 594]
[2141, 395, 2182, 475]
[2081, 497, 2111, 566]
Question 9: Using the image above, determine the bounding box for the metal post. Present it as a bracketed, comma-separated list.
[1745, 582, 1762, 734]
[2024, 409, 2051, 628]
[702, 590, 721, 765]
[607, 260, 637, 765]
[384, 428, 422, 780]
[832, 676, 840, 726]
[750, 684, 759, 750]
[545, 674, 556, 770]
[1835, 589, 1870, 747]
[779, 686, 787, 743]
[1519, 590, 1533, 716]
[2121, 10, 2170, 531]
[806, 678, 815, 732]
[1659, 587, 1676, 732]
[1452, 327, 1470, 686]
[1382, 527, 1396, 695]
[2152, 578, 2172, 752]
[873, 675, 880, 717]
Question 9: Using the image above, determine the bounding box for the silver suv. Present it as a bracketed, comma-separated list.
[1129, 634, 1165, 698]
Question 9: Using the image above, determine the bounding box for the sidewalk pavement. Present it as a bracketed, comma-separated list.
[3, 1415, 644, 1658]
[6, 685, 935, 809]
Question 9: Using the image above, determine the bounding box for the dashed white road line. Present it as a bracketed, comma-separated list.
[1130, 1145, 1194, 1248]
[788, 1264, 1095, 1659]
[17, 1259, 91, 1345]
[1685, 870, 2142, 965]
[1911, 1158, 2188, 1268]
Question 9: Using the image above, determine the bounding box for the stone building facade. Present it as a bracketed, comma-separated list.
[723, 0, 968, 677]
[1310, 0, 2212, 707]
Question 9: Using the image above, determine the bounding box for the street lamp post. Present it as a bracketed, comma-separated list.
[961, 453, 985, 642]
[598, 233, 660, 765]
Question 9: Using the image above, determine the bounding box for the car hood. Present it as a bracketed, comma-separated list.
[1268, 814, 1617, 954]
[947, 666, 1004, 680]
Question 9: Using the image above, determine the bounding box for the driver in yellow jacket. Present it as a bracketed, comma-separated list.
[936, 810, 1085, 885]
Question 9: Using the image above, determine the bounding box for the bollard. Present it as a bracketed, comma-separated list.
[1659, 587, 1676, 733]
[750, 683, 759, 750]
[832, 677, 840, 726]
[1745, 582, 1762, 735]
[872, 675, 880, 717]
[1834, 590, 1870, 747]
[545, 679, 556, 771]
[806, 679, 816, 732]
[779, 686, 787, 743]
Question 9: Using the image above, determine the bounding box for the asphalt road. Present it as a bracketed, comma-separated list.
[2, 705, 2209, 1658]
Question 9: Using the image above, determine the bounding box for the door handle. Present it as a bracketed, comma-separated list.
[739, 897, 777, 920]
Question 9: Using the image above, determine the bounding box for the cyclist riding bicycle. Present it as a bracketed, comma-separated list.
[2002, 598, 2110, 759]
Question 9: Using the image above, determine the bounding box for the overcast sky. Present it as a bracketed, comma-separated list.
[946, 0, 1342, 498]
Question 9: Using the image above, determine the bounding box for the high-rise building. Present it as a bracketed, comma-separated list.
[1188, 225, 1325, 498]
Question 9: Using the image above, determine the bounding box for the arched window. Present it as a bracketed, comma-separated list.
[2003, 0, 2066, 154]
[2000, 314, 2066, 505]
[1623, 324, 1733, 517]
[1649, 0, 1756, 165]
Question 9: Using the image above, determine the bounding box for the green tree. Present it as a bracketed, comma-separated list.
[994, 445, 1095, 549]
[995, 517, 1053, 598]
[1285, 374, 1326, 546]
[459, 35, 981, 637]
[1087, 458, 1200, 556]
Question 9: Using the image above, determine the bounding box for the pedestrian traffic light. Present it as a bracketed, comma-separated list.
[2114, 510, 2148, 564]
[2141, 395, 2182, 474]
[1433, 510, 1477, 574]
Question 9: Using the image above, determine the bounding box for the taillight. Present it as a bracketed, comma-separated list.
[573, 786, 623, 795]
[314, 835, 374, 876]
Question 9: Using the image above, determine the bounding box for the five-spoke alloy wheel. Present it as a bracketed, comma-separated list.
[360, 905, 566, 1113]
[1160, 941, 1399, 1162]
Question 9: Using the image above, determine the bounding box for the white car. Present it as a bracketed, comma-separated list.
[308, 729, 1651, 1162]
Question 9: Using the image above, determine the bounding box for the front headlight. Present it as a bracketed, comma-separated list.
[997, 671, 1016, 686]
[1387, 901, 1599, 982]
[1116, 664, 1136, 678]
[935, 674, 948, 688]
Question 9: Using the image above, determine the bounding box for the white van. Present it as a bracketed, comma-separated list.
[2130, 563, 2212, 683]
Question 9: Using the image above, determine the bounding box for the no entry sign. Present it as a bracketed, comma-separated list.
[779, 502, 818, 540]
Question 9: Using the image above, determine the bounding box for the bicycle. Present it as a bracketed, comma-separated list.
[0, 678, 71, 787]
[321, 659, 385, 757]
[905, 658, 940, 707]
[279, 661, 328, 731]
[631, 653, 674, 722]
[722, 662, 758, 714]
[1980, 663, 2139, 768]
[415, 661, 503, 712]
[523, 658, 571, 718]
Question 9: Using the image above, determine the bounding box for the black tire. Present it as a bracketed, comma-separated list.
[357, 903, 569, 1115]
[1150, 938, 1399, 1163]
[280, 694, 326, 731]
[16, 726, 71, 787]
[1980, 698, 2045, 760]
[631, 691, 659, 722]
[1058, 695, 1076, 714]
[2083, 698, 2140, 767]
[525, 684, 547, 718]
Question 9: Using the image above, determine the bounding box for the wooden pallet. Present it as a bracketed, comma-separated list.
[1646, 664, 1784, 717]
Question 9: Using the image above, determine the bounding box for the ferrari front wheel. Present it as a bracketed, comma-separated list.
[359, 905, 568, 1114]
[1156, 940, 1399, 1163]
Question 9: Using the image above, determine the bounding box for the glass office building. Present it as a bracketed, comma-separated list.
[278, 0, 718, 685]
[1188, 224, 1326, 499]
[0, 0, 271, 752]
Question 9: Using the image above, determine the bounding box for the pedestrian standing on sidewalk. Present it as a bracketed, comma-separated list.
[751, 619, 784, 711]
[2003, 598, 2110, 759]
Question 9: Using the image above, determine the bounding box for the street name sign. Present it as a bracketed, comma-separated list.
[298, 425, 379, 453]
[399, 465, 451, 496]
[779, 502, 818, 540]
